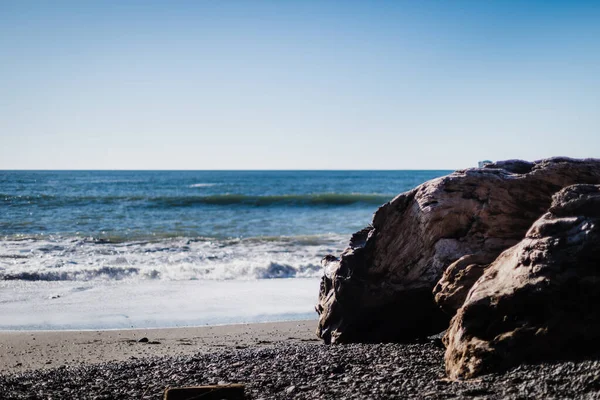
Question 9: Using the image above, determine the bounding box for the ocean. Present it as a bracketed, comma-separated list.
[0, 170, 450, 330]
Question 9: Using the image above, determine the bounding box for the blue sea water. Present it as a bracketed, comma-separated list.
[0, 170, 449, 281]
[1, 170, 449, 239]
[0, 170, 450, 329]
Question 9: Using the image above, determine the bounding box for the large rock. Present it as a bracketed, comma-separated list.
[316, 158, 600, 344]
[444, 184, 600, 379]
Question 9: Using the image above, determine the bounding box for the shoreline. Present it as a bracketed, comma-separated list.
[0, 314, 318, 333]
[0, 319, 319, 374]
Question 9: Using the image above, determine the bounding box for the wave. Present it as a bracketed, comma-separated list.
[151, 193, 391, 207]
[0, 233, 345, 245]
[0, 234, 345, 282]
[189, 183, 219, 188]
[2, 267, 141, 282]
[2, 193, 392, 208]
[1, 262, 320, 281]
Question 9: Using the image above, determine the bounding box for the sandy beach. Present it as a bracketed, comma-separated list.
[0, 320, 600, 400]
[0, 320, 319, 374]
[1, 320, 599, 399]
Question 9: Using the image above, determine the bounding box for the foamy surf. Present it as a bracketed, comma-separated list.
[189, 183, 219, 188]
[0, 234, 346, 281]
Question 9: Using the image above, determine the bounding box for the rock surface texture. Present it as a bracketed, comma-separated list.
[444, 184, 600, 379]
[316, 158, 600, 345]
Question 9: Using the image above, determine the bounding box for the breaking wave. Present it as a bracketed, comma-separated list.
[1, 262, 320, 281]
[189, 183, 218, 188]
[2, 267, 141, 282]
[0, 235, 343, 282]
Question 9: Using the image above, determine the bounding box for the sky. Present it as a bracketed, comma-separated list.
[1, 1, 599, 170]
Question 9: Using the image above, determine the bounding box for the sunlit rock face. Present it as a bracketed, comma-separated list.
[444, 184, 600, 379]
[315, 158, 600, 345]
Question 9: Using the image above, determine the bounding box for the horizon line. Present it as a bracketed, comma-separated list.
[0, 168, 459, 172]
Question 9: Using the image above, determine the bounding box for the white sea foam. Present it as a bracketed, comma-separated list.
[189, 183, 218, 188]
[0, 235, 346, 282]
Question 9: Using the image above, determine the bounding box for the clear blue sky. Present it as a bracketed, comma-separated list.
[1, 0, 598, 169]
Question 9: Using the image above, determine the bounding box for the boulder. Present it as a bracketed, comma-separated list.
[316, 158, 600, 344]
[444, 184, 600, 379]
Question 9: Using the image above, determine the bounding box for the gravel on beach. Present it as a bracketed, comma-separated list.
[1, 340, 599, 399]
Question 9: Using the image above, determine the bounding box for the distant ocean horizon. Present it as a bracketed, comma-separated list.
[0, 170, 451, 329]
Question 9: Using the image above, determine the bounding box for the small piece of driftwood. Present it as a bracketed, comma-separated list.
[163, 384, 245, 400]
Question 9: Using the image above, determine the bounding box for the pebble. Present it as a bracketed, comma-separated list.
[285, 385, 295, 394]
